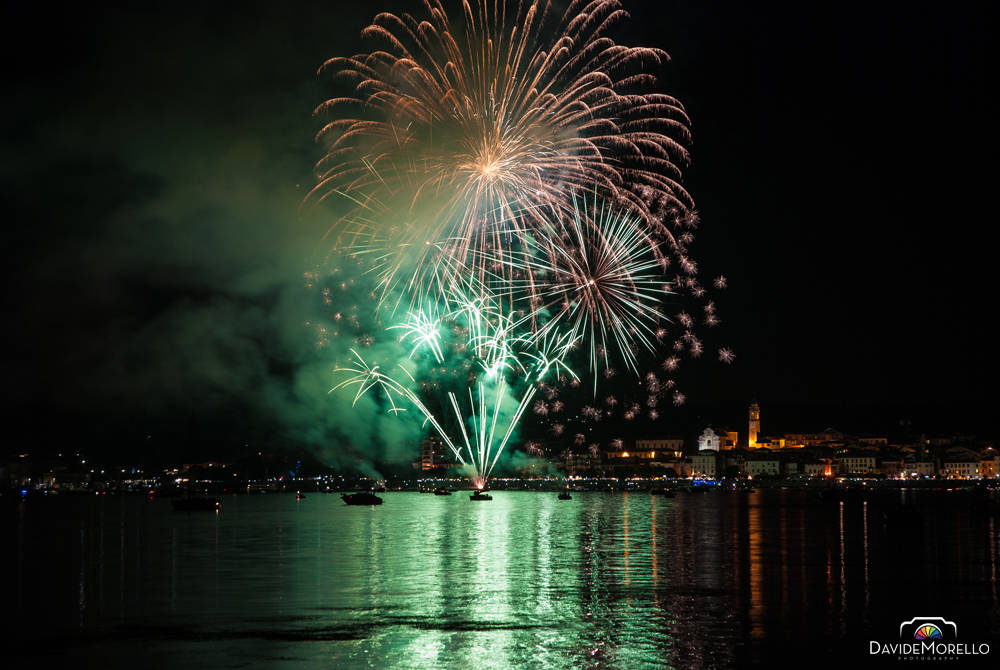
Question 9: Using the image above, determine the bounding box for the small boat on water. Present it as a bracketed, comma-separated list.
[172, 497, 220, 511]
[342, 492, 383, 505]
[433, 488, 452, 496]
[296, 491, 306, 500]
[469, 490, 493, 501]
[558, 491, 572, 500]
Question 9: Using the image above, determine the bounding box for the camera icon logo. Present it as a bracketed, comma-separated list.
[898, 617, 958, 640]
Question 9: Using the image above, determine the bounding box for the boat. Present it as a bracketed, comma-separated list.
[296, 491, 306, 500]
[433, 488, 452, 496]
[342, 492, 383, 505]
[558, 491, 572, 500]
[172, 497, 221, 511]
[469, 490, 493, 501]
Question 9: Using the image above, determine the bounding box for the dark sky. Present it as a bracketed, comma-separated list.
[1, 0, 994, 464]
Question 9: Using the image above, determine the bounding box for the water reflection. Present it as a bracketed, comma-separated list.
[7, 489, 1000, 668]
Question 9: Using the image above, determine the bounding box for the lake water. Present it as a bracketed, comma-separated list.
[7, 490, 1000, 668]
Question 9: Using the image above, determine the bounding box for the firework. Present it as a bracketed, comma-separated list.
[333, 286, 578, 486]
[315, 1, 726, 486]
[308, 0, 695, 310]
[508, 192, 670, 378]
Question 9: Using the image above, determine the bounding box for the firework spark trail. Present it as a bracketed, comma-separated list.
[504, 191, 669, 380]
[332, 291, 578, 486]
[307, 0, 696, 310]
[390, 309, 446, 362]
[332, 345, 520, 485]
[331, 348, 463, 457]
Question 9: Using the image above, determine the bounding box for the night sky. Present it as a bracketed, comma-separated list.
[2, 0, 994, 465]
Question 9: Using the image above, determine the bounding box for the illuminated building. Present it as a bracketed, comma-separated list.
[904, 460, 937, 477]
[691, 451, 718, 477]
[746, 458, 779, 477]
[782, 429, 846, 448]
[748, 401, 760, 448]
[560, 450, 601, 476]
[838, 454, 877, 475]
[603, 448, 689, 476]
[880, 459, 904, 478]
[697, 426, 738, 451]
[940, 460, 980, 479]
[635, 438, 684, 458]
[605, 449, 662, 461]
[420, 436, 455, 471]
[720, 430, 739, 450]
[698, 427, 721, 451]
[803, 461, 834, 477]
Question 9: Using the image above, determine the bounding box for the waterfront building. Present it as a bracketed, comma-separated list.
[675, 459, 694, 478]
[746, 458, 780, 477]
[420, 436, 454, 471]
[803, 461, 833, 477]
[838, 454, 877, 475]
[906, 461, 937, 477]
[635, 438, 684, 458]
[690, 451, 718, 477]
[881, 459, 904, 478]
[940, 460, 980, 479]
[603, 448, 684, 476]
[722, 450, 748, 475]
[560, 451, 601, 476]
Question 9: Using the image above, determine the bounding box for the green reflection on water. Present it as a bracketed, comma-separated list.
[18, 488, 996, 668]
[272, 492, 684, 669]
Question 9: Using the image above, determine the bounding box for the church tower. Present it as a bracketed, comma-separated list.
[748, 401, 760, 448]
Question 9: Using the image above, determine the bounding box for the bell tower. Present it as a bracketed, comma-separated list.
[748, 400, 760, 448]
